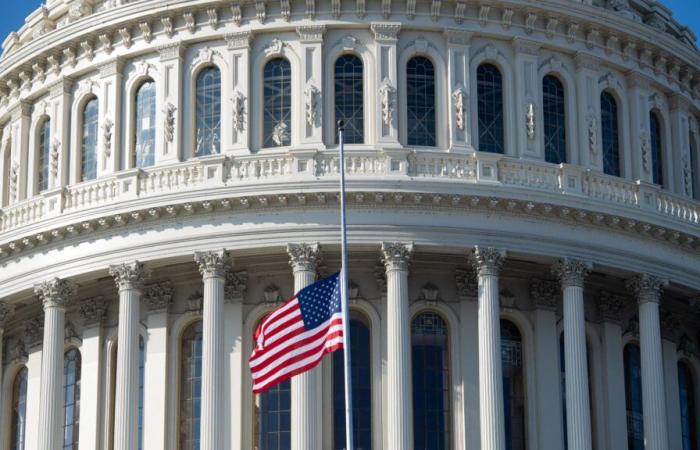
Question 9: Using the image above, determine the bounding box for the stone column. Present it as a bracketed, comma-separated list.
[98, 58, 124, 176]
[471, 246, 506, 450]
[35, 278, 76, 450]
[287, 243, 323, 450]
[224, 32, 252, 155]
[110, 261, 150, 450]
[381, 242, 414, 450]
[626, 274, 669, 450]
[157, 43, 184, 165]
[445, 29, 472, 152]
[512, 38, 541, 160]
[371, 23, 401, 145]
[574, 53, 601, 169]
[553, 258, 593, 450]
[195, 251, 230, 450]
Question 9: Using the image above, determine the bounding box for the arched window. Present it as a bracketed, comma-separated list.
[180, 321, 203, 450]
[678, 361, 698, 450]
[502, 320, 526, 450]
[689, 130, 697, 199]
[600, 91, 621, 176]
[38, 118, 51, 192]
[334, 55, 364, 144]
[81, 98, 99, 181]
[412, 312, 450, 450]
[195, 67, 222, 156]
[624, 343, 643, 450]
[138, 336, 145, 450]
[63, 348, 81, 450]
[135, 80, 156, 168]
[333, 316, 372, 450]
[649, 111, 663, 186]
[407, 56, 436, 147]
[11, 367, 28, 450]
[477, 63, 504, 154]
[542, 75, 567, 164]
[2, 140, 10, 207]
[263, 58, 292, 148]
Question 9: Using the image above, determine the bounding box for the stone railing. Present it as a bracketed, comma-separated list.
[1, 150, 699, 236]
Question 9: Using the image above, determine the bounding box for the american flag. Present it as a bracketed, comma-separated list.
[250, 272, 344, 393]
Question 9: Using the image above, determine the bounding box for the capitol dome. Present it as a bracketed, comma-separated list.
[0, 0, 699, 449]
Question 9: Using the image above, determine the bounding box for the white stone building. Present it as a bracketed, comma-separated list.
[0, 0, 698, 449]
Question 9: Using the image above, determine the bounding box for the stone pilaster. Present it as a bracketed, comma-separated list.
[35, 278, 76, 450]
[110, 261, 150, 450]
[471, 246, 506, 450]
[626, 274, 669, 450]
[224, 32, 252, 155]
[371, 23, 401, 145]
[296, 26, 325, 147]
[445, 29, 472, 151]
[98, 58, 124, 176]
[513, 38, 541, 159]
[574, 53, 601, 169]
[382, 242, 414, 450]
[157, 43, 184, 164]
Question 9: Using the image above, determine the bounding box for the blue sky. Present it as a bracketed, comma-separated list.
[0, 1, 697, 47]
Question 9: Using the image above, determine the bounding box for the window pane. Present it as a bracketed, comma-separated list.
[334, 55, 364, 144]
[138, 337, 145, 450]
[38, 119, 51, 191]
[407, 56, 436, 146]
[542, 75, 567, 164]
[601, 92, 621, 176]
[649, 112, 663, 186]
[263, 59, 292, 148]
[63, 349, 81, 450]
[678, 362, 698, 450]
[502, 320, 525, 450]
[135, 81, 156, 168]
[195, 67, 222, 156]
[477, 64, 504, 154]
[412, 312, 450, 450]
[180, 321, 203, 450]
[333, 318, 372, 450]
[11, 367, 28, 450]
[81, 98, 99, 181]
[624, 344, 644, 450]
[257, 379, 291, 450]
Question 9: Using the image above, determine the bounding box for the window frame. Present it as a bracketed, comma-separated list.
[542, 74, 568, 165]
[333, 53, 365, 145]
[79, 96, 99, 182]
[649, 110, 665, 187]
[262, 57, 293, 149]
[133, 79, 157, 169]
[178, 319, 204, 450]
[476, 62, 505, 154]
[63, 347, 82, 450]
[36, 117, 52, 193]
[600, 90, 622, 177]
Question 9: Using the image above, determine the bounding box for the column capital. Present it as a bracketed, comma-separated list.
[455, 267, 478, 300]
[598, 291, 626, 323]
[109, 261, 150, 291]
[24, 314, 44, 349]
[195, 250, 230, 279]
[470, 246, 506, 277]
[144, 281, 174, 313]
[0, 302, 15, 329]
[529, 278, 559, 311]
[626, 274, 668, 304]
[34, 277, 76, 309]
[381, 242, 413, 272]
[225, 270, 248, 302]
[660, 309, 681, 342]
[296, 25, 326, 42]
[78, 296, 108, 327]
[552, 258, 591, 288]
[371, 22, 401, 41]
[225, 31, 252, 49]
[287, 243, 322, 273]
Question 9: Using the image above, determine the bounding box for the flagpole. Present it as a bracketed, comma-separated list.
[337, 120, 355, 450]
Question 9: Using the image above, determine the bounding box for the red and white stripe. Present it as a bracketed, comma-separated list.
[250, 297, 344, 393]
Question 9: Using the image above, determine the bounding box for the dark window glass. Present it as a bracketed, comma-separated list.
[412, 312, 450, 450]
[624, 344, 644, 450]
[11, 367, 28, 450]
[678, 362, 698, 450]
[407, 56, 436, 146]
[180, 321, 203, 450]
[542, 75, 567, 164]
[38, 119, 51, 191]
[135, 80, 156, 168]
[63, 349, 81, 450]
[334, 55, 364, 144]
[600, 92, 621, 176]
[502, 320, 526, 450]
[263, 59, 292, 148]
[477, 64, 505, 154]
[333, 317, 372, 450]
[195, 67, 221, 156]
[650, 112, 663, 186]
[256, 379, 291, 450]
[138, 337, 145, 450]
[81, 98, 99, 181]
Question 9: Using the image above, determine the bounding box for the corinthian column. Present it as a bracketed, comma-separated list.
[553, 258, 593, 450]
[626, 274, 669, 450]
[287, 243, 323, 450]
[471, 247, 506, 450]
[35, 278, 76, 450]
[110, 262, 150, 450]
[195, 250, 230, 450]
[381, 242, 414, 450]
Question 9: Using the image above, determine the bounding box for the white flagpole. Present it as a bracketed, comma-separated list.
[337, 120, 355, 450]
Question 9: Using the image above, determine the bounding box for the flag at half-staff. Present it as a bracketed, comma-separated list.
[250, 272, 344, 394]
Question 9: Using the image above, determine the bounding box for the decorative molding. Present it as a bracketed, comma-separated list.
[264, 38, 284, 58]
[164, 102, 177, 143]
[225, 270, 248, 302]
[455, 267, 478, 299]
[144, 281, 174, 312]
[530, 278, 559, 311]
[262, 283, 282, 306]
[526, 103, 536, 140]
[24, 314, 44, 349]
[598, 291, 625, 323]
[0, 302, 15, 329]
[379, 78, 396, 126]
[660, 309, 681, 342]
[78, 296, 108, 327]
[231, 90, 246, 132]
[225, 31, 251, 50]
[418, 282, 441, 304]
[304, 82, 320, 127]
[296, 25, 326, 42]
[452, 85, 467, 131]
[34, 277, 76, 309]
[370, 22, 401, 41]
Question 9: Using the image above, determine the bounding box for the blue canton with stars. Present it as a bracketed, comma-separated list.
[297, 272, 342, 329]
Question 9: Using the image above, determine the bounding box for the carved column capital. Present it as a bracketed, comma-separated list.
[109, 261, 150, 291]
[34, 278, 76, 309]
[529, 278, 559, 311]
[470, 246, 506, 277]
[381, 242, 413, 272]
[552, 258, 591, 288]
[660, 309, 682, 342]
[0, 302, 15, 329]
[455, 267, 478, 300]
[287, 243, 322, 273]
[24, 314, 44, 349]
[79, 296, 108, 327]
[195, 250, 230, 279]
[225, 271, 248, 302]
[144, 282, 174, 313]
[626, 274, 668, 305]
[597, 291, 626, 323]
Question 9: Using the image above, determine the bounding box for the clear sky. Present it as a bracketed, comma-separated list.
[0, 1, 697, 48]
